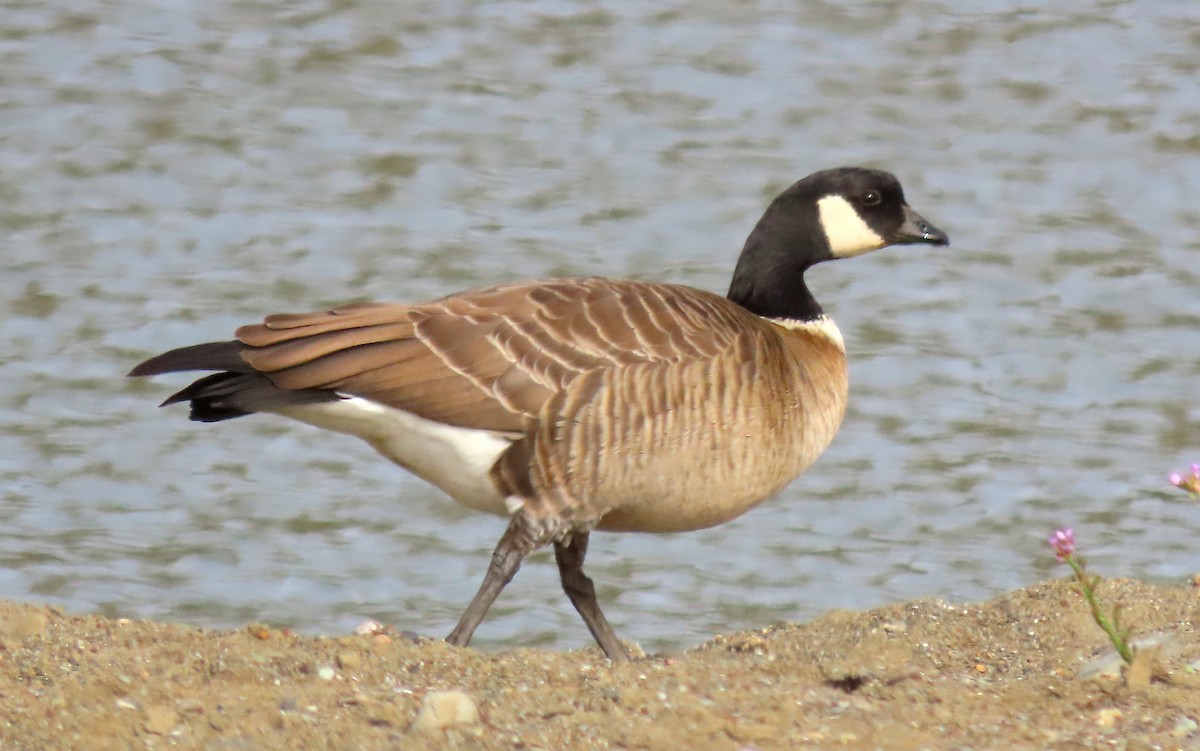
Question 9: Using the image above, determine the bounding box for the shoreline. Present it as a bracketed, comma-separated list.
[2, 578, 1198, 749]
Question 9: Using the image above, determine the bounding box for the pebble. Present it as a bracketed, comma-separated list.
[317, 666, 336, 681]
[727, 722, 774, 742]
[1095, 708, 1123, 728]
[410, 690, 479, 732]
[1174, 718, 1198, 738]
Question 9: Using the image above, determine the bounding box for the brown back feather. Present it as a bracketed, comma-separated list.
[232, 278, 766, 434]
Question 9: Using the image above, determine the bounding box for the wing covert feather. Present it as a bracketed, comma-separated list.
[231, 278, 762, 432]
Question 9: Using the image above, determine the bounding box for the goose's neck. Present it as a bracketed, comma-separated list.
[726, 252, 825, 322]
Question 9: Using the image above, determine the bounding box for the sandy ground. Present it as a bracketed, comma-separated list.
[1, 578, 1198, 750]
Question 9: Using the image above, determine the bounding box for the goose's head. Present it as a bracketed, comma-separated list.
[728, 167, 948, 320]
[757, 166, 949, 264]
[808, 167, 948, 259]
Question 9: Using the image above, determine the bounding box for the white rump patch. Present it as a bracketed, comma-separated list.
[767, 315, 845, 352]
[817, 195, 885, 258]
[274, 397, 514, 516]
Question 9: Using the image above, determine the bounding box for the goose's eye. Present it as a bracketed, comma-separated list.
[861, 190, 881, 207]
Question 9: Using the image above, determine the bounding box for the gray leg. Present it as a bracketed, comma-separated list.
[446, 518, 535, 648]
[555, 533, 631, 662]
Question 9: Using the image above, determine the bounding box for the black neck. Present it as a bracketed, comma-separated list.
[725, 199, 830, 321]
[727, 263, 824, 320]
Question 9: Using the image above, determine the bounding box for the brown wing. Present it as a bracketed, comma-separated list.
[234, 278, 759, 434]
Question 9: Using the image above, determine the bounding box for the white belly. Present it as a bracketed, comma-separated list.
[274, 397, 514, 516]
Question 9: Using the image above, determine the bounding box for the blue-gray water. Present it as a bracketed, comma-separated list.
[2, 0, 1198, 654]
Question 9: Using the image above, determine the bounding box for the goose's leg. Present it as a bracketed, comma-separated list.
[446, 517, 536, 647]
[554, 532, 631, 662]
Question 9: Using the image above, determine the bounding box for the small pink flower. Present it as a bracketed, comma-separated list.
[1170, 464, 1200, 497]
[1048, 527, 1075, 562]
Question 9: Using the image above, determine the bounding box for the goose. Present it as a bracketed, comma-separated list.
[128, 166, 948, 662]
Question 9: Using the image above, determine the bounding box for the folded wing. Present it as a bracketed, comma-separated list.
[148, 278, 755, 433]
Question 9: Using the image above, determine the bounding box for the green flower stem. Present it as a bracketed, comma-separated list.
[1065, 555, 1134, 665]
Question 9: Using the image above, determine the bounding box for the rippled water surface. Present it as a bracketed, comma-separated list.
[2, 0, 1199, 653]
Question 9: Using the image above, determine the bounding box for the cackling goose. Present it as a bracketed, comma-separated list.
[128, 166, 949, 661]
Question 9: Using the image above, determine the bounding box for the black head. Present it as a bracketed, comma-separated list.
[764, 167, 947, 261]
[728, 167, 948, 320]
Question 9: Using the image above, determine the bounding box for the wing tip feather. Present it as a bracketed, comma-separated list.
[128, 341, 247, 378]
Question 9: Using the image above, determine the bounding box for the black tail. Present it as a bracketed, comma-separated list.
[127, 341, 250, 377]
[129, 340, 338, 423]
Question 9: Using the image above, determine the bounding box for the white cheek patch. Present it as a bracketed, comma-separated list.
[817, 195, 886, 258]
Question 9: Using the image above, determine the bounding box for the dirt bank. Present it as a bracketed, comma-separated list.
[1, 578, 1197, 750]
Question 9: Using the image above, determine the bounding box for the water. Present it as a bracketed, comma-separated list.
[2, 0, 1198, 654]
